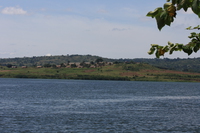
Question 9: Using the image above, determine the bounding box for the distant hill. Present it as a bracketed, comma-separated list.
[128, 58, 200, 73]
[1, 61, 200, 82]
[1, 54, 200, 73]
[0, 54, 115, 67]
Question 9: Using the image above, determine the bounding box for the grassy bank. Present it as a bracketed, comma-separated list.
[0, 63, 200, 82]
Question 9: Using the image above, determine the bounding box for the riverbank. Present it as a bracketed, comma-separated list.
[0, 63, 200, 82]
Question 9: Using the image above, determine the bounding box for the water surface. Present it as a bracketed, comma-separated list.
[0, 78, 200, 132]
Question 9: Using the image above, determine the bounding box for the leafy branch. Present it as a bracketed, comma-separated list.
[147, 0, 200, 58]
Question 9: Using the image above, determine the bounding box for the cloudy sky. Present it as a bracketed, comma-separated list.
[0, 0, 200, 59]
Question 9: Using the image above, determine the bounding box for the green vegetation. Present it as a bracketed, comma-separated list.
[131, 58, 200, 73]
[147, 0, 200, 58]
[0, 54, 114, 67]
[1, 62, 200, 82]
[1, 54, 200, 82]
[1, 54, 200, 73]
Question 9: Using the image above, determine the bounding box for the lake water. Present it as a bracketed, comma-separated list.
[1, 78, 200, 133]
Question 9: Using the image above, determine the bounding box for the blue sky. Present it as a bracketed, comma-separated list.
[1, 0, 200, 59]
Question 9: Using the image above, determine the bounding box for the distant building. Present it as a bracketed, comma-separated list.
[56, 65, 61, 68]
[22, 66, 27, 68]
[106, 62, 113, 65]
[37, 66, 42, 68]
[66, 65, 71, 68]
[90, 65, 96, 68]
[77, 66, 83, 68]
[12, 66, 17, 68]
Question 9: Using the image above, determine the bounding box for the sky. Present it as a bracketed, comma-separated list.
[0, 0, 200, 59]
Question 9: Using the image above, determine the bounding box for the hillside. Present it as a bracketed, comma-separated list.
[0, 62, 200, 82]
[0, 54, 115, 67]
[130, 58, 200, 73]
[1, 54, 200, 73]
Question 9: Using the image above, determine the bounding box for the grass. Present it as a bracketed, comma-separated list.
[0, 63, 200, 82]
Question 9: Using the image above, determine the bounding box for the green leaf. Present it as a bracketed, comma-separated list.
[183, 45, 193, 55]
[192, 0, 200, 14]
[189, 42, 196, 47]
[188, 49, 193, 55]
[160, 11, 167, 19]
[193, 25, 200, 29]
[155, 50, 160, 58]
[156, 16, 165, 30]
[146, 1, 200, 57]
[169, 45, 176, 54]
[146, 7, 163, 18]
[169, 49, 174, 54]
[164, 3, 172, 9]
[196, 42, 200, 47]
[186, 26, 192, 30]
[188, 35, 193, 39]
[151, 47, 156, 50]
[168, 41, 174, 46]
[162, 46, 167, 51]
[177, 44, 183, 49]
[148, 50, 154, 55]
[182, 1, 190, 12]
[146, 11, 154, 17]
[172, 0, 177, 5]
[191, 32, 197, 37]
[194, 45, 199, 52]
[194, 42, 200, 52]
[151, 44, 159, 47]
[166, 15, 174, 26]
[148, 49, 155, 54]
[178, 0, 187, 9]
[183, 6, 188, 12]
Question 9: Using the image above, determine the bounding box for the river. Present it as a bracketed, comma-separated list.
[0, 78, 200, 132]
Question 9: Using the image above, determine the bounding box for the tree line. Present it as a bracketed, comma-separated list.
[1, 55, 200, 73]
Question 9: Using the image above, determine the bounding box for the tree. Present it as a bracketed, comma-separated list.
[80, 61, 85, 66]
[52, 64, 56, 68]
[95, 58, 103, 63]
[70, 63, 77, 68]
[60, 63, 66, 67]
[90, 61, 95, 65]
[67, 61, 70, 65]
[147, 0, 200, 58]
[6, 64, 12, 68]
[43, 64, 51, 68]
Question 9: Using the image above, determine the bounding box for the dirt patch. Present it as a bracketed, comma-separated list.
[163, 70, 200, 75]
[84, 70, 95, 73]
[0, 70, 11, 72]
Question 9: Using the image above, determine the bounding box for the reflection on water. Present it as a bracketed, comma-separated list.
[1, 78, 200, 132]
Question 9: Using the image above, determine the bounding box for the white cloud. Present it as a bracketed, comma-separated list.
[1, 11, 198, 58]
[1, 7, 27, 15]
